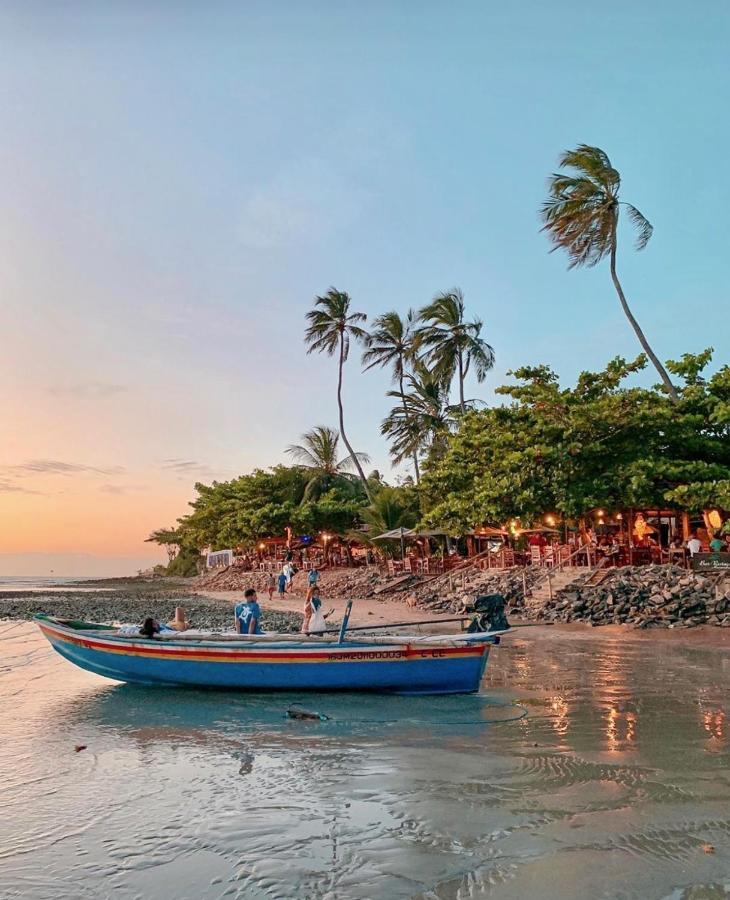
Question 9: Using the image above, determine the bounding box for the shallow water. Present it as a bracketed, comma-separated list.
[1, 622, 729, 900]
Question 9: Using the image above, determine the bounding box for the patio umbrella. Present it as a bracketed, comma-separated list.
[467, 527, 509, 537]
[372, 527, 415, 560]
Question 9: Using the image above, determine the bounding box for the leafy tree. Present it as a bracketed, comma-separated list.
[419, 352, 730, 533]
[152, 466, 367, 553]
[358, 484, 419, 536]
[362, 309, 421, 482]
[541, 144, 678, 402]
[145, 527, 203, 577]
[381, 361, 459, 470]
[285, 425, 370, 501]
[305, 288, 371, 499]
[417, 288, 495, 413]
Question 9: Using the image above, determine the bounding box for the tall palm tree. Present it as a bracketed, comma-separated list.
[381, 362, 460, 467]
[362, 309, 421, 483]
[540, 144, 678, 402]
[304, 288, 372, 499]
[286, 425, 370, 501]
[417, 288, 495, 413]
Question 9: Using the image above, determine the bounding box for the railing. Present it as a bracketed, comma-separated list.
[526, 543, 599, 603]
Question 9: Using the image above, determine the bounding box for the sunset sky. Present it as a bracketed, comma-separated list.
[1, 2, 728, 575]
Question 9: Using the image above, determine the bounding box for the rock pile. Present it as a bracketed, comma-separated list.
[195, 565, 385, 600]
[532, 565, 730, 628]
[414, 567, 543, 613]
[0, 592, 302, 631]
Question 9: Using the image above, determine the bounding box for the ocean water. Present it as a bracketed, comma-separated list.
[0, 576, 101, 593]
[1, 622, 729, 899]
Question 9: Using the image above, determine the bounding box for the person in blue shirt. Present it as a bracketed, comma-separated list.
[277, 572, 287, 599]
[306, 567, 320, 601]
[234, 588, 262, 635]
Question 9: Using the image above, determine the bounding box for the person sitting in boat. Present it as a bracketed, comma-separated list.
[139, 617, 161, 638]
[235, 588, 262, 635]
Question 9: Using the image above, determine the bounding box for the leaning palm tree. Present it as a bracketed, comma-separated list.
[417, 288, 495, 413]
[362, 309, 421, 482]
[540, 144, 678, 402]
[381, 362, 460, 467]
[304, 288, 372, 499]
[286, 425, 370, 501]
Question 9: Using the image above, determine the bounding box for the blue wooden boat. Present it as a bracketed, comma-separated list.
[34, 614, 502, 695]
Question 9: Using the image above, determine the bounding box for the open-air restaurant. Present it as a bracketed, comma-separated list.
[204, 507, 730, 575]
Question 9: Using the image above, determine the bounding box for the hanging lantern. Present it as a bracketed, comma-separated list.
[708, 510, 722, 530]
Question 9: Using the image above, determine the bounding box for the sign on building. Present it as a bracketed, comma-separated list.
[691, 552, 730, 572]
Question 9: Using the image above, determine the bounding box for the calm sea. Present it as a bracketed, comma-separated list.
[0, 576, 106, 593]
[1, 623, 729, 898]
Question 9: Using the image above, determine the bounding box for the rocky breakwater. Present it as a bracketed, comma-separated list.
[414, 567, 543, 613]
[533, 565, 730, 628]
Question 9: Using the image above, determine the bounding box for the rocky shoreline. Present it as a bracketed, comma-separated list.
[528, 565, 730, 628]
[13, 565, 727, 635]
[0, 583, 302, 632]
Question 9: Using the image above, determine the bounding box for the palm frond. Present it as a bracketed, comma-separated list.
[623, 202, 653, 251]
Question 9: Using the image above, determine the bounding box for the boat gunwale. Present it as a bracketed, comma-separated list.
[34, 615, 504, 652]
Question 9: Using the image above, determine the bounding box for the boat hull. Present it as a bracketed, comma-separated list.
[37, 618, 493, 695]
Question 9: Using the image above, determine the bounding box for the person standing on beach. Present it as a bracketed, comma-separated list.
[235, 588, 262, 635]
[267, 573, 276, 602]
[306, 566, 320, 601]
[277, 571, 287, 599]
[302, 593, 327, 635]
[282, 561, 295, 592]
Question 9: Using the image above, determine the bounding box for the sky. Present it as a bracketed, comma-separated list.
[1, 2, 728, 575]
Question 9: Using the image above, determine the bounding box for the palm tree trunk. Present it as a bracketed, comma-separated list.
[457, 351, 466, 413]
[337, 332, 372, 500]
[610, 223, 679, 403]
[398, 367, 420, 484]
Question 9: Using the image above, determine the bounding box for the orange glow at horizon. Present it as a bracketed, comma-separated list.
[0, 484, 189, 557]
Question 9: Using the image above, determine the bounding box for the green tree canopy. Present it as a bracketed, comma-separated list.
[419, 351, 730, 532]
[157, 465, 365, 551]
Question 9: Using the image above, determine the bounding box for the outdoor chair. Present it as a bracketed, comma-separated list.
[529, 546, 542, 566]
[500, 549, 515, 568]
[543, 546, 555, 568]
[403, 557, 413, 573]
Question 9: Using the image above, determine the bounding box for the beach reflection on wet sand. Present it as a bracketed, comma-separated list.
[1, 621, 729, 899]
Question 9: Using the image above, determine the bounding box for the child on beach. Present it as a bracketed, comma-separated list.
[267, 573, 276, 602]
[277, 572, 287, 599]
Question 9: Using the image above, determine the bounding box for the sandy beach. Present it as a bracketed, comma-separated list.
[200, 586, 730, 649]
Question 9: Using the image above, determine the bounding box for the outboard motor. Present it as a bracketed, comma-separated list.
[466, 594, 510, 633]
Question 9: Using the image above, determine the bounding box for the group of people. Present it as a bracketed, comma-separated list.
[234, 562, 327, 637]
[686, 532, 730, 556]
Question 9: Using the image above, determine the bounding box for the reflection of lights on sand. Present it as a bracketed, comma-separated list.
[703, 710, 726, 742]
[550, 696, 569, 736]
[605, 706, 637, 751]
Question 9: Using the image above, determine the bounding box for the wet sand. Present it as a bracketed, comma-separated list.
[3, 620, 729, 899]
[202, 587, 730, 648]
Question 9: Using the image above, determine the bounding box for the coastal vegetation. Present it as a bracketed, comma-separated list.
[151, 349, 729, 563]
[149, 145, 728, 564]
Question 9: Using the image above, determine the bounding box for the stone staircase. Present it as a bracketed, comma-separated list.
[524, 567, 590, 614]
